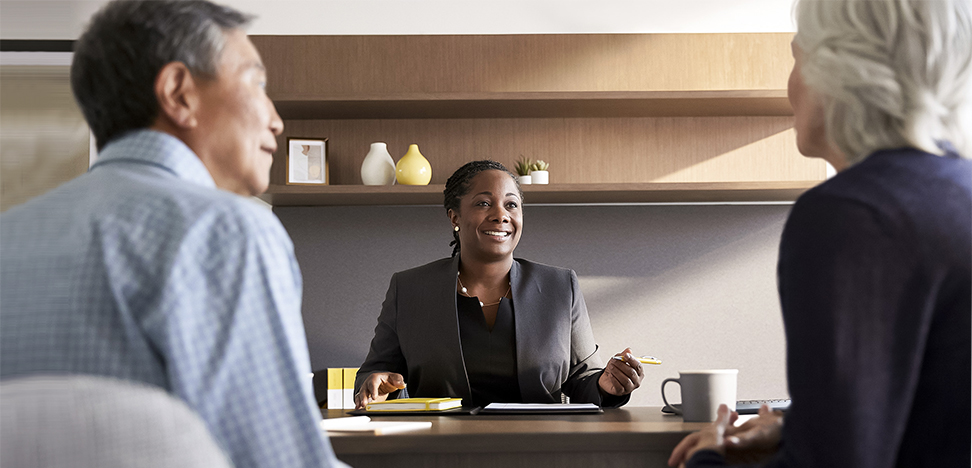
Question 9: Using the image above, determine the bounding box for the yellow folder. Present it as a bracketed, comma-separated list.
[365, 397, 463, 412]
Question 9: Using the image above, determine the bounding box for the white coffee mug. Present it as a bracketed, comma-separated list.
[661, 369, 738, 422]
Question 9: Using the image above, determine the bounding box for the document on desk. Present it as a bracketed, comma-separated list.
[480, 403, 602, 414]
[320, 416, 432, 435]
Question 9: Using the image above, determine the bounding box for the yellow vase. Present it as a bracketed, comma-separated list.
[395, 144, 432, 185]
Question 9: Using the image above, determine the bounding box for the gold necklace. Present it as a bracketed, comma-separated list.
[457, 274, 511, 307]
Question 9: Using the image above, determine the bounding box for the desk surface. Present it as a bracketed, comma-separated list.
[325, 406, 705, 462]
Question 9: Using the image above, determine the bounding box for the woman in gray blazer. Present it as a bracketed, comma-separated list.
[354, 161, 643, 409]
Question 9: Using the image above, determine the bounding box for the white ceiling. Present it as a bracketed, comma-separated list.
[1, 0, 795, 39]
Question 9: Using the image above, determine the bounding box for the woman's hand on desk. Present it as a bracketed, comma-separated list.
[723, 404, 783, 463]
[668, 404, 783, 467]
[354, 372, 407, 409]
[668, 404, 737, 467]
[598, 348, 644, 396]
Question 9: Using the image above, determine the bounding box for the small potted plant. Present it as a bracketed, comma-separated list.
[514, 156, 533, 185]
[530, 160, 550, 184]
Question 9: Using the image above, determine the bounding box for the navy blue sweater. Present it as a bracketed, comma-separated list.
[689, 148, 971, 468]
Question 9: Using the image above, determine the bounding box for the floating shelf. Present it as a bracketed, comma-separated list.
[254, 34, 821, 206]
[262, 181, 817, 207]
[272, 90, 792, 120]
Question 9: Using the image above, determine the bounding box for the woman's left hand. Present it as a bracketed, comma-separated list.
[667, 404, 783, 467]
[668, 404, 735, 467]
[598, 347, 644, 396]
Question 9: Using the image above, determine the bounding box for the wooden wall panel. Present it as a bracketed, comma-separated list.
[252, 33, 795, 97]
[272, 116, 824, 186]
[257, 33, 821, 196]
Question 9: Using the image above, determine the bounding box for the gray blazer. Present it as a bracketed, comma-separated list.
[355, 256, 628, 407]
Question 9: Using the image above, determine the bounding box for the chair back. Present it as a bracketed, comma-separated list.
[0, 375, 232, 468]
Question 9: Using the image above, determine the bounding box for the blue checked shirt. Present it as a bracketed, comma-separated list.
[1, 130, 346, 468]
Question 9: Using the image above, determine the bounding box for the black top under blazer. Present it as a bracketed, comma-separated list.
[355, 256, 628, 407]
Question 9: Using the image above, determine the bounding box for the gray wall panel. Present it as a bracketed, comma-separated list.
[276, 203, 792, 406]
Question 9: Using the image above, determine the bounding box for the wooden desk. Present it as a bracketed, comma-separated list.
[324, 407, 706, 468]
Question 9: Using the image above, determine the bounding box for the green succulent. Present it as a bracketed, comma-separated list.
[531, 160, 549, 171]
[514, 156, 533, 176]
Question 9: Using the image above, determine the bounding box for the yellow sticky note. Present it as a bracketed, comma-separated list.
[343, 368, 358, 409]
[327, 368, 344, 409]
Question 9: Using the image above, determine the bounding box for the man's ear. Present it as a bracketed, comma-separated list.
[154, 62, 200, 130]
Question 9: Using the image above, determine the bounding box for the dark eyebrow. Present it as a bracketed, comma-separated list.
[474, 191, 520, 200]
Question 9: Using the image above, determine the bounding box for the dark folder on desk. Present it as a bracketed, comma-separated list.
[478, 403, 603, 415]
[347, 407, 475, 416]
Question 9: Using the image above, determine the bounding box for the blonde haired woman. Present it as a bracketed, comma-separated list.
[670, 0, 971, 467]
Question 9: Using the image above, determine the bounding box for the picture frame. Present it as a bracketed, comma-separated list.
[286, 137, 328, 185]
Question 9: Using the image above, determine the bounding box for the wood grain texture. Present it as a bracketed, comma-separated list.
[271, 90, 793, 119]
[252, 33, 794, 95]
[261, 181, 818, 206]
[270, 116, 824, 187]
[255, 33, 824, 204]
[323, 407, 702, 467]
[336, 451, 670, 468]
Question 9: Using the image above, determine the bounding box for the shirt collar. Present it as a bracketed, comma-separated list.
[90, 129, 216, 189]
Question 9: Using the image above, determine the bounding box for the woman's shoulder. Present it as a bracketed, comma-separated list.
[393, 257, 455, 280]
[795, 148, 971, 224]
[785, 148, 971, 265]
[514, 258, 576, 279]
[804, 148, 971, 202]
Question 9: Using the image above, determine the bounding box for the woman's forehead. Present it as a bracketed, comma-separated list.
[467, 170, 517, 192]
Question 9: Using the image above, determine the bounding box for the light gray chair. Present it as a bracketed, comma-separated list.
[0, 375, 232, 468]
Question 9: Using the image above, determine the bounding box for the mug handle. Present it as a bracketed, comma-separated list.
[661, 378, 682, 415]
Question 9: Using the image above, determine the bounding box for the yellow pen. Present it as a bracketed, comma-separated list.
[612, 355, 662, 365]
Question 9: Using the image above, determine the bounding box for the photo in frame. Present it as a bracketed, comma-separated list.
[286, 137, 328, 185]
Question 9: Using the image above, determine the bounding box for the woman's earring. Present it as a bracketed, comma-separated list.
[454, 226, 460, 232]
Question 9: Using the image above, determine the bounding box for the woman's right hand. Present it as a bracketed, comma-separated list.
[354, 372, 407, 409]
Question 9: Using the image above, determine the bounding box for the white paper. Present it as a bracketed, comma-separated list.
[320, 416, 432, 435]
[319, 416, 371, 430]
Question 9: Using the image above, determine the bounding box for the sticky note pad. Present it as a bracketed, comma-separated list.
[343, 368, 357, 409]
[327, 368, 344, 409]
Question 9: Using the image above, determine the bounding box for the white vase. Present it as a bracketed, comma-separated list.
[360, 142, 396, 185]
[531, 170, 549, 184]
[518, 174, 533, 185]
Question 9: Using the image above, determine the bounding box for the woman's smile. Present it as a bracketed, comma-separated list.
[483, 229, 513, 240]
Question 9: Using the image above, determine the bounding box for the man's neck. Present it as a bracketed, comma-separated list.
[147, 121, 250, 196]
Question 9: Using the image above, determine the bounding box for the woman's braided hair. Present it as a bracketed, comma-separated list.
[443, 160, 523, 258]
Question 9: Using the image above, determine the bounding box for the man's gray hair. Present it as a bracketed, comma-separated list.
[71, 0, 254, 150]
[794, 0, 972, 162]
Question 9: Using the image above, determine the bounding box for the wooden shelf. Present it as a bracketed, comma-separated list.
[255, 33, 823, 206]
[262, 181, 817, 206]
[272, 90, 792, 120]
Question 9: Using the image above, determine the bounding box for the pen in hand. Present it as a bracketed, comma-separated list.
[612, 355, 662, 365]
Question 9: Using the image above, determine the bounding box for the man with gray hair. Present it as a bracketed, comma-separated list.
[0, 1, 345, 466]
